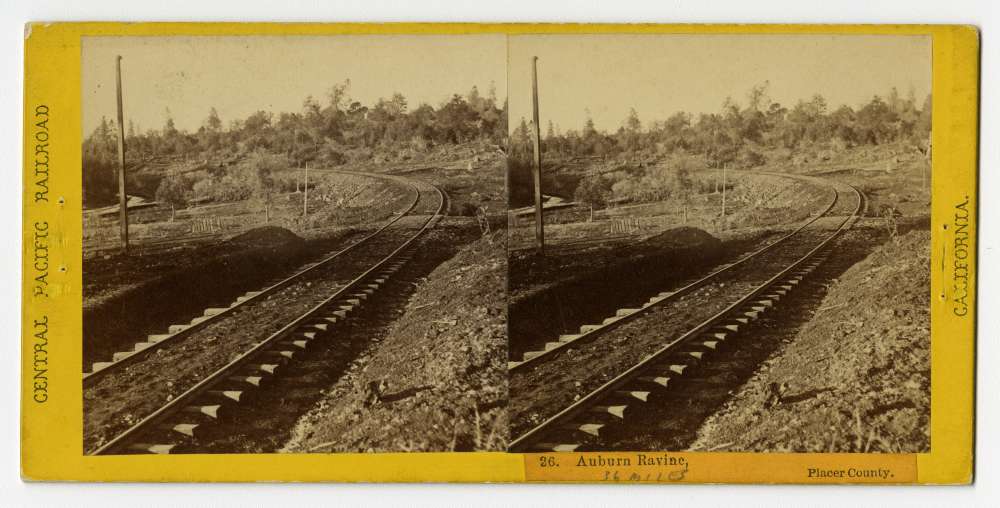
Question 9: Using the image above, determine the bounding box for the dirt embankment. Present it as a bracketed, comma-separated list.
[691, 229, 930, 453]
[281, 233, 508, 453]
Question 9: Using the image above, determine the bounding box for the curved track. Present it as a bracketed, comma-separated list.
[87, 173, 446, 455]
[509, 178, 865, 452]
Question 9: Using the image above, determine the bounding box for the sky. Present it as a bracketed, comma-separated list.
[508, 34, 931, 133]
[82, 35, 507, 134]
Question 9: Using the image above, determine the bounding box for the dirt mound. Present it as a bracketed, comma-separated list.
[282, 233, 508, 452]
[691, 228, 930, 452]
[641, 226, 719, 249]
[226, 226, 304, 247]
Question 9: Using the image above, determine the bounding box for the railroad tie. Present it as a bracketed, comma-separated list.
[127, 443, 176, 455]
[534, 443, 581, 453]
[158, 422, 202, 439]
[590, 405, 628, 419]
[563, 423, 604, 437]
[132, 341, 157, 352]
[190, 315, 212, 326]
[656, 364, 688, 376]
[683, 350, 706, 361]
[279, 339, 311, 350]
[580, 324, 601, 333]
[89, 361, 114, 374]
[522, 350, 545, 361]
[698, 340, 721, 350]
[245, 363, 280, 376]
[183, 404, 224, 420]
[614, 390, 651, 402]
[637, 375, 671, 388]
[705, 331, 729, 341]
[228, 375, 266, 388]
[205, 389, 248, 404]
[261, 349, 297, 361]
[646, 295, 668, 306]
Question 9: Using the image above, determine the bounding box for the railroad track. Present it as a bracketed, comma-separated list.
[509, 178, 865, 452]
[509, 174, 842, 370]
[83, 170, 422, 383]
[87, 175, 446, 455]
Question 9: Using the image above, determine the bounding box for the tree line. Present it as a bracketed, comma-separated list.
[513, 83, 930, 166]
[83, 81, 507, 207]
[509, 83, 931, 207]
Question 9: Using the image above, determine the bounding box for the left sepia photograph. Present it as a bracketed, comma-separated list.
[81, 35, 509, 454]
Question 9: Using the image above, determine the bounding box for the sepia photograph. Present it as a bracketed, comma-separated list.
[80, 35, 509, 454]
[506, 34, 932, 453]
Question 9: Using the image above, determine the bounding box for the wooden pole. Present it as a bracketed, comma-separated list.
[303, 163, 309, 217]
[115, 55, 129, 254]
[531, 56, 545, 255]
[721, 163, 727, 231]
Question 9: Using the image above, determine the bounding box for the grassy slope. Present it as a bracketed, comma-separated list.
[690, 229, 930, 452]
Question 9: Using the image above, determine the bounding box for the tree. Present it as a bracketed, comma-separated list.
[155, 174, 189, 220]
[327, 79, 352, 111]
[205, 107, 222, 132]
[621, 108, 642, 152]
[574, 174, 613, 220]
[247, 151, 277, 222]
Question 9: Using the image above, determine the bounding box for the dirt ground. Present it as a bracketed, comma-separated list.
[281, 231, 508, 452]
[689, 228, 930, 452]
[508, 171, 830, 252]
[83, 170, 414, 311]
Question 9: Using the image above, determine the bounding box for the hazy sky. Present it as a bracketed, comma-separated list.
[82, 35, 507, 134]
[508, 34, 931, 133]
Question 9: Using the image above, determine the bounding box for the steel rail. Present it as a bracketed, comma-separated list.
[83, 170, 422, 384]
[510, 173, 840, 372]
[509, 183, 864, 451]
[90, 182, 445, 455]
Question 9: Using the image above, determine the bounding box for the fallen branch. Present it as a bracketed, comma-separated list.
[815, 302, 848, 314]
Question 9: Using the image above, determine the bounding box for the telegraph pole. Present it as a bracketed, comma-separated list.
[531, 56, 545, 255]
[721, 163, 728, 231]
[115, 55, 129, 254]
[303, 162, 309, 217]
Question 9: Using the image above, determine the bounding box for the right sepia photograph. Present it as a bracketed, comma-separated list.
[506, 34, 932, 454]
